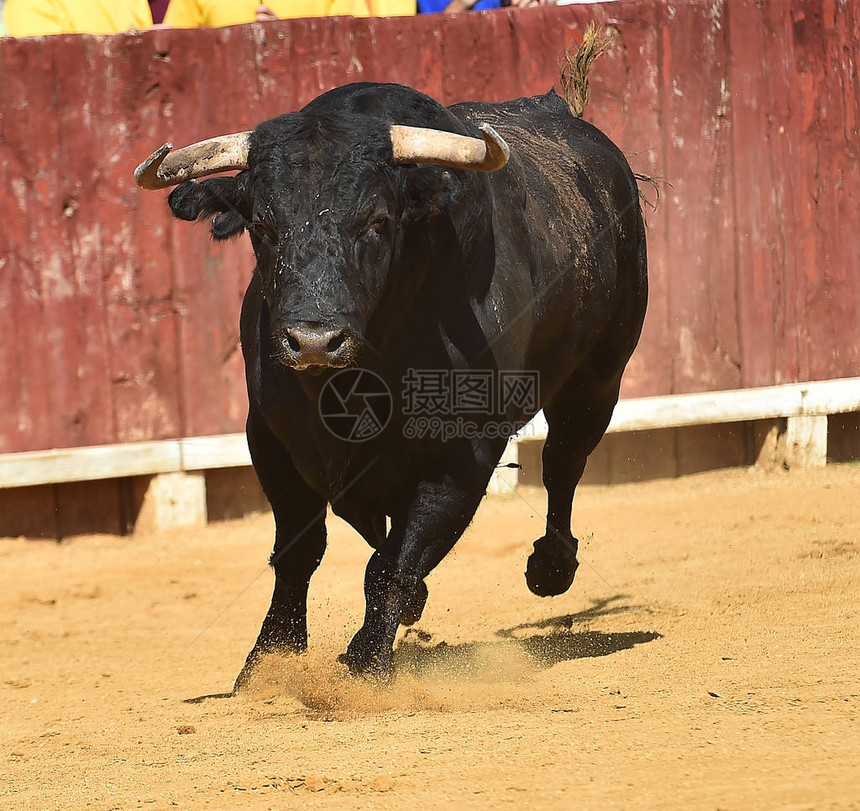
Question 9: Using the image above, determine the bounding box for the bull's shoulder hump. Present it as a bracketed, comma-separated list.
[449, 90, 568, 119]
[450, 92, 621, 161]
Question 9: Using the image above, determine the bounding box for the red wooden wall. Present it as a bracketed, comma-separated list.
[1, 0, 858, 455]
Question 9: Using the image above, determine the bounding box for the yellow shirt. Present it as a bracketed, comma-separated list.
[3, 0, 152, 36]
[164, 0, 414, 26]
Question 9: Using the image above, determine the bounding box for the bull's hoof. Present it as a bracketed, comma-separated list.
[400, 580, 429, 626]
[525, 535, 579, 597]
[233, 647, 265, 694]
[338, 632, 394, 683]
[233, 642, 302, 693]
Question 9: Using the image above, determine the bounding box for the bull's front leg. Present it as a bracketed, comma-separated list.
[234, 408, 328, 692]
[342, 442, 501, 677]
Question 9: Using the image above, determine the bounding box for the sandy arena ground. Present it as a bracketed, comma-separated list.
[1, 465, 858, 809]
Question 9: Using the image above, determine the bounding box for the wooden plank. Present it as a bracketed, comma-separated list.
[618, 378, 860, 427]
[56, 479, 124, 538]
[402, 13, 445, 99]
[0, 485, 59, 539]
[103, 32, 184, 444]
[510, 6, 580, 99]
[180, 434, 251, 470]
[730, 0, 860, 388]
[608, 388, 801, 433]
[586, 1, 670, 398]
[661, 0, 740, 394]
[828, 412, 860, 463]
[162, 26, 253, 440]
[290, 16, 342, 107]
[520, 377, 860, 439]
[0, 441, 182, 489]
[800, 378, 860, 415]
[0, 39, 65, 452]
[0, 40, 39, 453]
[675, 423, 751, 476]
[50, 36, 116, 448]
[728, 0, 788, 388]
[205, 467, 269, 522]
[607, 428, 677, 484]
[786, 1, 860, 382]
[343, 15, 431, 90]
[255, 16, 302, 116]
[441, 10, 509, 105]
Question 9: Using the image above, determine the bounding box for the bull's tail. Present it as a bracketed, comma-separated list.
[559, 23, 613, 118]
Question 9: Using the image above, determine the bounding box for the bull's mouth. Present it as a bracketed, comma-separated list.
[274, 347, 360, 373]
[292, 360, 353, 375]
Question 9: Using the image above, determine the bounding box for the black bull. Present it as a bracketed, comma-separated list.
[135, 79, 647, 683]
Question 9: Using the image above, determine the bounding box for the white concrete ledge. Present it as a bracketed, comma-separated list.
[0, 435, 252, 489]
[490, 377, 860, 492]
[0, 440, 185, 489]
[179, 434, 252, 471]
[516, 377, 860, 441]
[1, 377, 858, 490]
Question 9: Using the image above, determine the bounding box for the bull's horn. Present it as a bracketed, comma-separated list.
[390, 123, 509, 172]
[134, 132, 251, 190]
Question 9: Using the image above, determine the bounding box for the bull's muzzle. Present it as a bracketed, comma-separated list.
[277, 323, 357, 371]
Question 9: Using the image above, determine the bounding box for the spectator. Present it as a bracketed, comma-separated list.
[419, 0, 497, 11]
[164, 0, 413, 26]
[3, 0, 152, 36]
[421, 0, 546, 12]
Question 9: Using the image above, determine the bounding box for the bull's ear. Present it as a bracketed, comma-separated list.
[167, 174, 251, 241]
[401, 167, 462, 224]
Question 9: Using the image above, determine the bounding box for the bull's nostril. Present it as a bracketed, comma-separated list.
[326, 332, 346, 353]
[280, 324, 353, 367]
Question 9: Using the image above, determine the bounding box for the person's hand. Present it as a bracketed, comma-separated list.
[256, 4, 279, 21]
[444, 0, 476, 11]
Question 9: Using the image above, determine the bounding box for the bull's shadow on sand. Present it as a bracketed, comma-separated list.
[394, 595, 661, 683]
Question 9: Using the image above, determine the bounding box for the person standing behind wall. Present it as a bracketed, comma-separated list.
[420, 0, 549, 13]
[164, 0, 414, 26]
[3, 0, 152, 36]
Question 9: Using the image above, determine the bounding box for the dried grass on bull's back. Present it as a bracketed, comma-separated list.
[559, 24, 667, 212]
[559, 23, 614, 118]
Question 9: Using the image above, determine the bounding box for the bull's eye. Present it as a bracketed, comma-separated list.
[250, 219, 277, 244]
[360, 216, 388, 239]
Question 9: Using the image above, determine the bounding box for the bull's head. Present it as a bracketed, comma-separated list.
[135, 106, 509, 372]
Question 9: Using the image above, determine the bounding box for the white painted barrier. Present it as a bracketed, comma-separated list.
[486, 376, 860, 493]
[515, 377, 860, 440]
[0, 435, 252, 489]
[1, 378, 858, 520]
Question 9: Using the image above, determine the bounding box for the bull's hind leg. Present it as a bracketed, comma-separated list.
[526, 372, 623, 597]
[234, 406, 328, 691]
